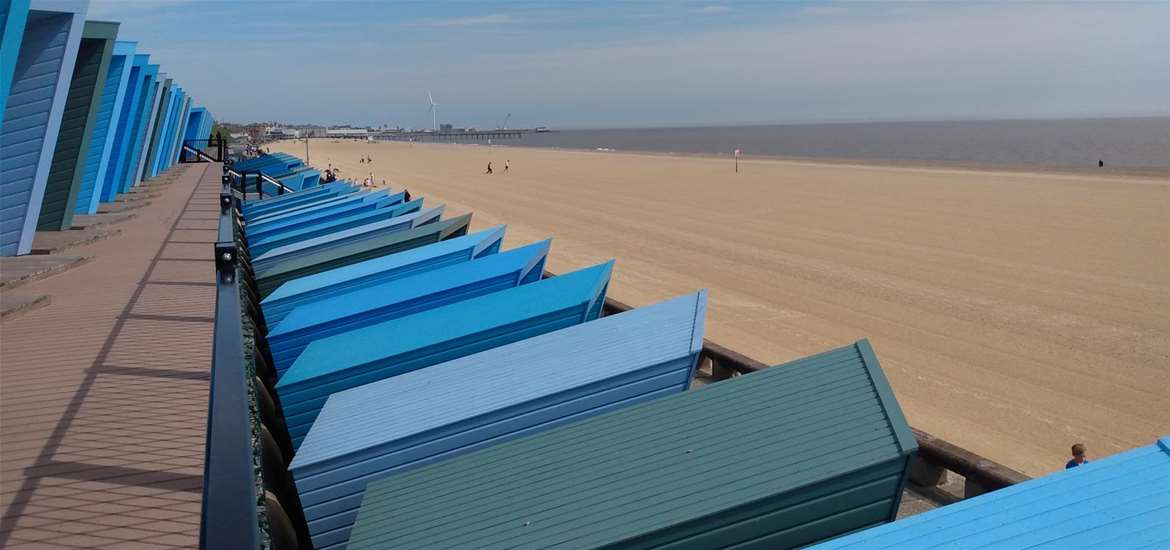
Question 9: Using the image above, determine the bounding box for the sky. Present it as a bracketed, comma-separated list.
[88, 0, 1170, 129]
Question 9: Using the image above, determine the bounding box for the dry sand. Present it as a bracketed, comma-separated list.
[271, 139, 1170, 476]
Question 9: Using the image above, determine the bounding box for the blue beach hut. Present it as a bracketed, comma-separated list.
[814, 436, 1170, 549]
[74, 39, 133, 214]
[247, 197, 424, 257]
[242, 182, 357, 218]
[105, 53, 148, 196]
[246, 190, 404, 239]
[123, 63, 157, 189]
[292, 290, 708, 550]
[275, 260, 614, 448]
[267, 239, 550, 375]
[250, 205, 443, 272]
[246, 188, 385, 226]
[0, 0, 88, 255]
[260, 225, 505, 325]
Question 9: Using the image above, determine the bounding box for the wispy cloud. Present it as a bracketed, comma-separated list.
[801, 5, 852, 17]
[430, 14, 516, 26]
[691, 5, 732, 15]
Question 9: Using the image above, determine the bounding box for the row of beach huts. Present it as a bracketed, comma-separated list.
[205, 150, 1167, 549]
[0, 0, 214, 256]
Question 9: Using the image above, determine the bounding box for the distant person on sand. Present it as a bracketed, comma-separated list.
[486, 162, 493, 175]
[504, 160, 510, 173]
[1065, 443, 1089, 469]
[1098, 160, 1104, 168]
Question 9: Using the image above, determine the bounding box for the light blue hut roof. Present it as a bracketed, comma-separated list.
[276, 261, 614, 448]
[247, 190, 403, 240]
[248, 197, 424, 256]
[267, 239, 551, 376]
[291, 290, 707, 550]
[814, 436, 1170, 550]
[260, 225, 505, 326]
[242, 182, 356, 217]
[248, 189, 392, 227]
[250, 205, 443, 271]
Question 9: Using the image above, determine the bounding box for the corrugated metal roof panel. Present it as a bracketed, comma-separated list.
[253, 212, 472, 298]
[248, 197, 424, 257]
[275, 261, 614, 448]
[250, 205, 443, 272]
[267, 239, 550, 376]
[293, 290, 707, 550]
[815, 437, 1170, 549]
[348, 339, 915, 550]
[260, 225, 504, 326]
[247, 190, 403, 240]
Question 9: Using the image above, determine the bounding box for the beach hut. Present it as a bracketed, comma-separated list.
[246, 189, 384, 227]
[249, 205, 442, 272]
[133, 74, 166, 184]
[0, 1, 31, 119]
[261, 225, 505, 325]
[0, 0, 88, 255]
[267, 239, 550, 375]
[253, 213, 472, 298]
[183, 106, 213, 146]
[276, 260, 614, 448]
[122, 63, 157, 189]
[104, 53, 148, 197]
[247, 197, 424, 257]
[75, 39, 134, 214]
[36, 21, 118, 231]
[347, 339, 917, 550]
[813, 436, 1170, 549]
[242, 181, 357, 218]
[246, 190, 404, 239]
[293, 290, 708, 550]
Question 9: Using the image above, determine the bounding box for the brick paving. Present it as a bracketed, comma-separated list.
[0, 163, 222, 549]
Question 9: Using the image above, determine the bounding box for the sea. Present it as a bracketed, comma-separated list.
[503, 117, 1170, 173]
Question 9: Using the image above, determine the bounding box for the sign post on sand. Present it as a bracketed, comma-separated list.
[734, 149, 741, 173]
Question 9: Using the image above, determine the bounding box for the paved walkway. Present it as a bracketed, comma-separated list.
[0, 163, 221, 549]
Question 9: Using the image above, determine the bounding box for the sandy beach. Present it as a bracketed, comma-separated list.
[271, 139, 1170, 476]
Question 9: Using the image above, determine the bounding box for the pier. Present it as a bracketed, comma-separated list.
[375, 129, 530, 142]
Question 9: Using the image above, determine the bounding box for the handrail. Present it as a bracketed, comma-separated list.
[225, 168, 295, 197]
[200, 188, 261, 549]
[201, 163, 312, 549]
[574, 283, 1032, 497]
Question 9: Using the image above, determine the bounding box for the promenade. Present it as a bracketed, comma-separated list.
[0, 164, 220, 549]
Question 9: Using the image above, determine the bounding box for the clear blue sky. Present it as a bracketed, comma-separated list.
[89, 0, 1170, 129]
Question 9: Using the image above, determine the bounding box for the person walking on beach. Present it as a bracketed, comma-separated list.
[485, 162, 493, 175]
[504, 160, 510, 173]
[1066, 443, 1089, 469]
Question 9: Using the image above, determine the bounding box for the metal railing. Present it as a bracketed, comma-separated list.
[180, 135, 228, 163]
[222, 167, 295, 201]
[200, 164, 312, 549]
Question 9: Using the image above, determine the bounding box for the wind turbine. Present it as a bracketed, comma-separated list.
[427, 91, 438, 132]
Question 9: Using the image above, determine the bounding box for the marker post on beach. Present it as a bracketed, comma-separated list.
[735, 149, 741, 173]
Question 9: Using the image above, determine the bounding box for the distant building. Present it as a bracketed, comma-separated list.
[325, 128, 371, 139]
[439, 123, 453, 133]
